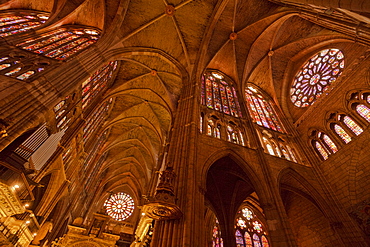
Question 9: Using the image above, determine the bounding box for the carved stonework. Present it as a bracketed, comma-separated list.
[51, 225, 120, 247]
[143, 167, 182, 220]
[0, 181, 25, 217]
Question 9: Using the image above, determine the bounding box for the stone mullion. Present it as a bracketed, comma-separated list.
[235, 87, 298, 246]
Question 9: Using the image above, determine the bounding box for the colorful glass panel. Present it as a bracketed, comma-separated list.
[82, 61, 118, 111]
[334, 124, 351, 143]
[253, 221, 263, 233]
[291, 48, 344, 107]
[104, 192, 134, 221]
[201, 71, 241, 117]
[261, 235, 269, 247]
[343, 116, 363, 135]
[212, 219, 223, 247]
[356, 104, 370, 122]
[242, 208, 253, 220]
[17, 27, 100, 60]
[253, 234, 261, 247]
[235, 230, 244, 246]
[315, 141, 329, 160]
[244, 233, 253, 247]
[322, 134, 338, 153]
[245, 86, 284, 132]
[0, 12, 49, 37]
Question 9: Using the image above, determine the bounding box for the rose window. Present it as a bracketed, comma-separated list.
[104, 192, 134, 221]
[290, 48, 344, 107]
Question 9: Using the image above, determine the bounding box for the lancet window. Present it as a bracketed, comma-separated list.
[0, 52, 49, 81]
[291, 48, 345, 107]
[85, 129, 109, 169]
[260, 132, 298, 162]
[0, 11, 49, 37]
[212, 218, 224, 247]
[245, 85, 284, 133]
[310, 130, 338, 160]
[16, 26, 100, 61]
[201, 70, 242, 117]
[347, 90, 370, 124]
[82, 61, 118, 112]
[235, 207, 269, 247]
[83, 98, 112, 144]
[329, 113, 363, 144]
[54, 94, 76, 131]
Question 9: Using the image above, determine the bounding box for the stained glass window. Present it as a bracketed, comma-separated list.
[0, 55, 46, 81]
[83, 99, 112, 144]
[286, 145, 298, 162]
[104, 192, 134, 221]
[245, 85, 284, 132]
[334, 124, 351, 144]
[314, 141, 329, 160]
[235, 230, 244, 246]
[54, 95, 74, 130]
[343, 116, 363, 135]
[244, 233, 253, 247]
[0, 12, 49, 37]
[322, 133, 338, 153]
[201, 71, 242, 117]
[261, 235, 269, 247]
[291, 48, 344, 107]
[253, 234, 262, 247]
[226, 125, 243, 145]
[212, 218, 223, 247]
[235, 207, 269, 247]
[16, 26, 100, 61]
[82, 61, 118, 111]
[356, 104, 370, 122]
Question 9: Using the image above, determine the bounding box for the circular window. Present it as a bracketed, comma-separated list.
[104, 192, 134, 221]
[290, 48, 344, 107]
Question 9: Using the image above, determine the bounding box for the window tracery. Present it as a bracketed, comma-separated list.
[16, 26, 100, 61]
[310, 130, 338, 160]
[201, 70, 242, 117]
[260, 132, 299, 162]
[328, 113, 363, 144]
[82, 61, 118, 112]
[347, 91, 370, 124]
[0, 11, 49, 37]
[235, 206, 269, 247]
[245, 85, 284, 133]
[54, 95, 75, 131]
[212, 218, 224, 247]
[104, 192, 135, 221]
[291, 48, 344, 107]
[0, 52, 49, 81]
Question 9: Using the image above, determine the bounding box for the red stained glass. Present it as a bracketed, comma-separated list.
[291, 49, 344, 107]
[201, 71, 241, 116]
[356, 104, 370, 122]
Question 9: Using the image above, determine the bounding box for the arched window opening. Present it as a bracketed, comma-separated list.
[207, 120, 214, 136]
[245, 85, 284, 133]
[286, 145, 298, 162]
[200, 113, 204, 133]
[333, 124, 351, 144]
[82, 61, 118, 112]
[321, 133, 338, 153]
[263, 138, 275, 155]
[291, 48, 344, 107]
[261, 235, 269, 247]
[281, 147, 290, 160]
[212, 218, 224, 247]
[0, 11, 49, 37]
[235, 230, 244, 247]
[311, 130, 338, 160]
[356, 104, 370, 122]
[215, 124, 221, 139]
[201, 70, 242, 117]
[83, 98, 112, 144]
[235, 206, 269, 247]
[342, 115, 363, 135]
[0, 54, 49, 81]
[84, 129, 108, 169]
[16, 26, 100, 61]
[226, 125, 244, 145]
[253, 234, 262, 247]
[54, 95, 75, 131]
[244, 232, 253, 247]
